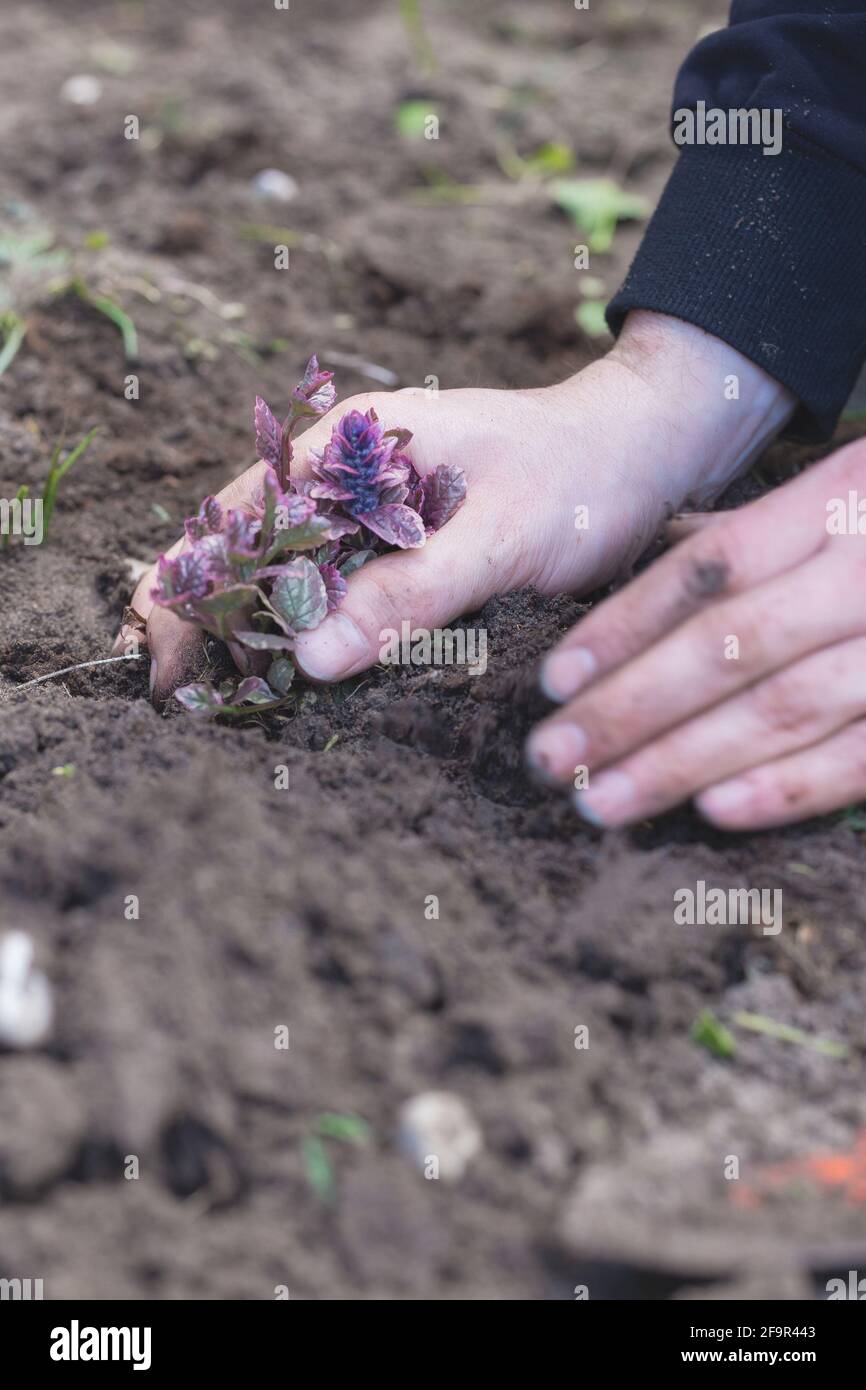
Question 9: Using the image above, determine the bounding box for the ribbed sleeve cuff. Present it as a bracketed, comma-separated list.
[606, 140, 866, 440]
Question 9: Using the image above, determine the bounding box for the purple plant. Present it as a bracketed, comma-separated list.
[152, 356, 467, 715]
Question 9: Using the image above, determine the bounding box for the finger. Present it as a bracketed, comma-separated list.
[147, 603, 207, 703]
[526, 546, 858, 785]
[539, 463, 829, 704]
[570, 635, 866, 827]
[294, 502, 499, 682]
[694, 717, 866, 831]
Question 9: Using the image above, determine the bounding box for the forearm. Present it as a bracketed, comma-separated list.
[607, 2, 866, 441]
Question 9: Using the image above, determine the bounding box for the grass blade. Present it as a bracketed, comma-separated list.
[0, 314, 26, 377]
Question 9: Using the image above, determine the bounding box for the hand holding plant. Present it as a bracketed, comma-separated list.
[123, 314, 793, 710]
[149, 356, 467, 713]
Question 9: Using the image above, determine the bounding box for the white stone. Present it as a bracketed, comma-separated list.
[0, 932, 53, 1049]
[250, 168, 299, 203]
[397, 1091, 482, 1182]
[60, 74, 103, 107]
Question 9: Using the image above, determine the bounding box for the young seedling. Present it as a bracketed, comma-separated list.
[301, 1112, 372, 1202]
[42, 428, 99, 541]
[70, 275, 139, 360]
[1, 429, 97, 552]
[0, 225, 138, 378]
[549, 176, 649, 254]
[153, 355, 467, 715]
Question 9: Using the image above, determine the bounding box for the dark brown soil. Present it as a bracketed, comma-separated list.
[1, 0, 865, 1301]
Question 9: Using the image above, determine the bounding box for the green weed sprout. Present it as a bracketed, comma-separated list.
[550, 177, 649, 253]
[0, 226, 138, 378]
[42, 428, 99, 541]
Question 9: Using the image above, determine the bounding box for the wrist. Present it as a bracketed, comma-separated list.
[603, 310, 796, 508]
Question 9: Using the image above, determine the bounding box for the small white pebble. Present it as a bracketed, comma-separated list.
[250, 168, 298, 203]
[61, 74, 103, 106]
[0, 932, 53, 1049]
[397, 1091, 482, 1182]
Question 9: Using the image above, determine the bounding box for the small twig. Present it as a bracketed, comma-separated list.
[2, 653, 144, 697]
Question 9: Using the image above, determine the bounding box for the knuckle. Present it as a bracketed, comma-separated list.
[677, 533, 736, 605]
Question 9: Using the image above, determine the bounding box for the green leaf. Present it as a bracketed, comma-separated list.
[0, 313, 26, 378]
[524, 141, 574, 177]
[338, 547, 375, 578]
[195, 587, 255, 619]
[265, 514, 332, 559]
[316, 1112, 371, 1145]
[267, 657, 295, 695]
[550, 177, 649, 253]
[575, 300, 609, 339]
[270, 558, 328, 632]
[302, 1136, 335, 1201]
[692, 1009, 737, 1059]
[732, 1011, 848, 1059]
[395, 99, 438, 140]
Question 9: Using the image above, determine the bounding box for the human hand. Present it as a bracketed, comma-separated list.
[528, 435, 866, 831]
[116, 312, 793, 704]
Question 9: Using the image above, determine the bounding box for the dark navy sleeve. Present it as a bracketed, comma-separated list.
[606, 1, 866, 440]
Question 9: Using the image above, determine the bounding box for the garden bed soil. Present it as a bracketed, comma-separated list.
[1, 0, 865, 1299]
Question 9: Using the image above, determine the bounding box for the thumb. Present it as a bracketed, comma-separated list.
[295, 506, 497, 682]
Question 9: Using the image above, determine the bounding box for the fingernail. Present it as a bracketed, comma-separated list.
[573, 769, 636, 828]
[525, 723, 587, 782]
[540, 648, 596, 703]
[695, 779, 752, 821]
[294, 612, 369, 681]
[149, 657, 158, 695]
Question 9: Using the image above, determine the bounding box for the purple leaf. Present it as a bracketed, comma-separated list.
[266, 514, 332, 558]
[322, 514, 361, 541]
[152, 549, 211, 606]
[357, 503, 426, 549]
[236, 677, 278, 705]
[174, 682, 224, 716]
[225, 508, 261, 560]
[255, 396, 283, 470]
[419, 463, 467, 533]
[270, 557, 329, 631]
[275, 494, 316, 530]
[319, 562, 347, 612]
[185, 495, 223, 541]
[296, 355, 336, 415]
